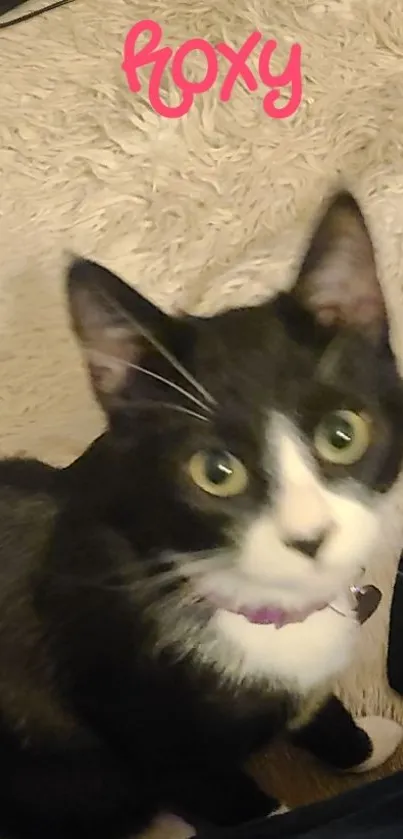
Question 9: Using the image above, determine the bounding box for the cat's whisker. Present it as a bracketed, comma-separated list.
[127, 553, 230, 589]
[169, 553, 231, 578]
[97, 287, 216, 408]
[140, 548, 223, 569]
[91, 349, 213, 416]
[115, 553, 231, 596]
[126, 399, 210, 424]
[138, 550, 228, 578]
[51, 551, 229, 594]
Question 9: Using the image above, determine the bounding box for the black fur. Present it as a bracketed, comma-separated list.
[0, 193, 401, 837]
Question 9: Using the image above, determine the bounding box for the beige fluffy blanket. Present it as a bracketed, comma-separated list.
[1, 0, 403, 821]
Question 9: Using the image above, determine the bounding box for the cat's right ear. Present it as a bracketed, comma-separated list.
[290, 192, 388, 347]
[67, 257, 188, 414]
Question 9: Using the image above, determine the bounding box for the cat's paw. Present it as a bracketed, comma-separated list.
[141, 814, 194, 839]
[269, 804, 290, 817]
[350, 716, 403, 773]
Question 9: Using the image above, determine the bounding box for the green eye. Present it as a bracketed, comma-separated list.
[314, 410, 372, 466]
[187, 449, 249, 497]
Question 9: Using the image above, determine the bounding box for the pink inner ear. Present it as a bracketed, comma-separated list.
[304, 244, 386, 339]
[316, 296, 384, 329]
[315, 306, 342, 327]
[295, 193, 387, 343]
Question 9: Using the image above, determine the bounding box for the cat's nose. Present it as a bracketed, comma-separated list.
[285, 534, 326, 559]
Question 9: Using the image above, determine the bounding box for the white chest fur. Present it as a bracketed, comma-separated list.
[213, 604, 359, 694]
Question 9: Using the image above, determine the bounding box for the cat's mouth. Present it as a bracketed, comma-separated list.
[186, 561, 372, 629]
[202, 587, 361, 629]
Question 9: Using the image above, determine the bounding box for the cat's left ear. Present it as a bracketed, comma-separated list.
[67, 257, 191, 414]
[291, 191, 388, 346]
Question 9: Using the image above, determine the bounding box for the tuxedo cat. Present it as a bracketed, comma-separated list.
[0, 192, 402, 839]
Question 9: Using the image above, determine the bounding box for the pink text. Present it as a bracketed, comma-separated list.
[122, 20, 302, 119]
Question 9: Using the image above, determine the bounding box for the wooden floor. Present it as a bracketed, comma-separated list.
[251, 737, 403, 809]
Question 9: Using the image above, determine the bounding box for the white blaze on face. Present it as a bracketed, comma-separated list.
[274, 426, 332, 543]
[235, 414, 381, 611]
[206, 416, 382, 690]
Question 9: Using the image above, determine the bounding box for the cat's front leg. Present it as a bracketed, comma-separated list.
[290, 694, 403, 772]
[167, 766, 284, 827]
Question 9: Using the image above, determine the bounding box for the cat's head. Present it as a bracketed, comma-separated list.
[67, 193, 403, 628]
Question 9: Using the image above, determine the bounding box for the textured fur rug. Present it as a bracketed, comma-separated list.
[1, 0, 403, 827]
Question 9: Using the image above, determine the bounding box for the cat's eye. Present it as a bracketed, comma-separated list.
[314, 410, 372, 466]
[187, 449, 249, 497]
